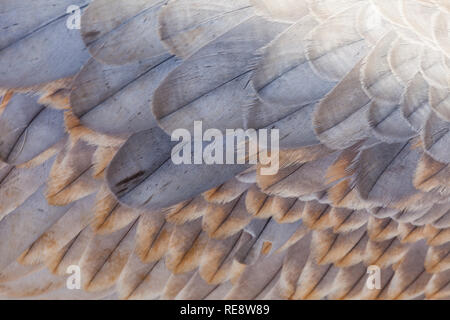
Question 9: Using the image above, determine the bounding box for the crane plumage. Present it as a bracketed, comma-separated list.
[0, 0, 449, 300]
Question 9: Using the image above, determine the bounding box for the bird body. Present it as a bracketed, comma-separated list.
[0, 0, 449, 300]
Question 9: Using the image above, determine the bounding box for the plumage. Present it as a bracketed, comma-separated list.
[81, 0, 168, 65]
[0, 94, 66, 165]
[0, 1, 90, 89]
[0, 0, 449, 301]
[79, 219, 139, 292]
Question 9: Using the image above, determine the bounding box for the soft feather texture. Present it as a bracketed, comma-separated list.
[0, 0, 449, 301]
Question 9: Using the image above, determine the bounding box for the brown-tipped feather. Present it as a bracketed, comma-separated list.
[203, 178, 251, 204]
[80, 219, 139, 292]
[414, 153, 450, 192]
[46, 139, 99, 206]
[425, 242, 450, 274]
[166, 219, 208, 274]
[367, 217, 400, 242]
[203, 195, 252, 239]
[302, 201, 333, 230]
[134, 211, 173, 264]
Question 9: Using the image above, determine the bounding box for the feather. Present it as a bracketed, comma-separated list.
[435, 0, 450, 14]
[71, 56, 179, 136]
[328, 263, 367, 300]
[92, 184, 141, 235]
[301, 201, 333, 230]
[0, 157, 55, 221]
[414, 153, 450, 192]
[225, 252, 285, 300]
[306, 3, 369, 82]
[235, 167, 257, 184]
[117, 254, 171, 300]
[0, 1, 90, 89]
[292, 259, 339, 300]
[371, 0, 407, 27]
[327, 179, 371, 210]
[79, 219, 138, 292]
[37, 84, 72, 110]
[19, 195, 96, 266]
[252, 16, 333, 108]
[308, 0, 364, 22]
[422, 111, 450, 163]
[159, 0, 255, 59]
[365, 238, 410, 269]
[368, 101, 417, 144]
[244, 186, 271, 218]
[46, 139, 100, 206]
[166, 218, 208, 274]
[370, 207, 400, 219]
[355, 140, 423, 208]
[154, 16, 287, 135]
[257, 153, 337, 198]
[425, 269, 450, 299]
[45, 227, 93, 276]
[204, 282, 234, 300]
[425, 225, 450, 246]
[251, 0, 308, 23]
[401, 73, 431, 131]
[272, 198, 304, 224]
[401, 0, 438, 42]
[0, 267, 64, 299]
[199, 231, 244, 285]
[314, 60, 371, 149]
[92, 146, 119, 178]
[166, 196, 208, 225]
[0, 186, 69, 270]
[433, 209, 450, 229]
[269, 233, 312, 299]
[135, 210, 173, 263]
[394, 207, 430, 224]
[64, 110, 125, 148]
[1, 0, 450, 301]
[175, 272, 225, 300]
[398, 223, 427, 243]
[276, 224, 310, 253]
[161, 271, 196, 300]
[311, 226, 367, 266]
[432, 10, 450, 56]
[0, 262, 43, 285]
[106, 128, 250, 210]
[425, 242, 450, 273]
[235, 219, 300, 265]
[81, 0, 167, 65]
[356, 1, 390, 46]
[413, 202, 450, 226]
[430, 85, 450, 122]
[361, 32, 405, 105]
[0, 94, 66, 165]
[203, 194, 252, 239]
[330, 208, 369, 233]
[388, 37, 422, 84]
[248, 104, 328, 151]
[325, 146, 360, 184]
[420, 47, 450, 89]
[367, 217, 400, 242]
[32, 285, 115, 300]
[385, 241, 431, 299]
[203, 178, 251, 204]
